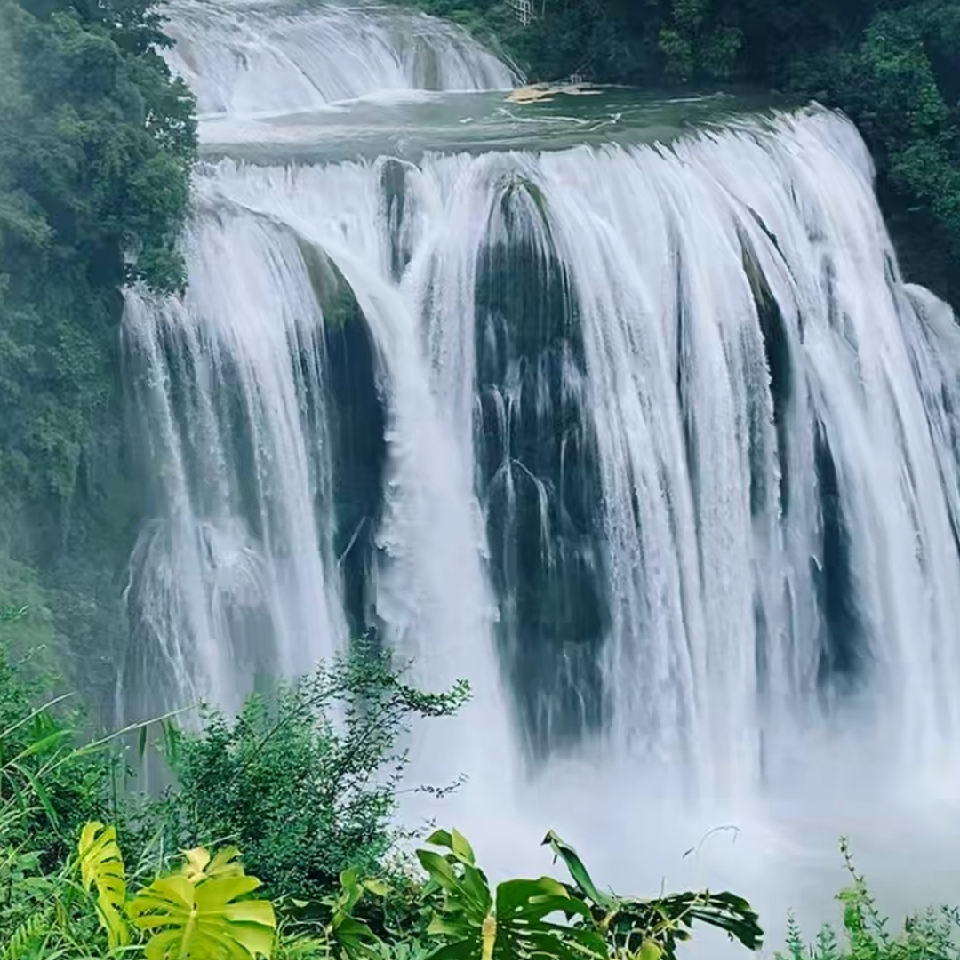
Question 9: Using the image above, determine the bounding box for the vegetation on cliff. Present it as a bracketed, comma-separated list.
[0, 0, 196, 702]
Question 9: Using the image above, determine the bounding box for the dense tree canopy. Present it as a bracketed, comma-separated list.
[0, 0, 195, 704]
[0, 0, 195, 555]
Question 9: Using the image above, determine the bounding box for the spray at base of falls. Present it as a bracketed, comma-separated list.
[122, 96, 960, 949]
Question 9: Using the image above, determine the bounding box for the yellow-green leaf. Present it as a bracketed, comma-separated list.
[77, 821, 130, 950]
[639, 940, 663, 960]
[362, 878, 389, 897]
[451, 830, 476, 865]
[181, 846, 245, 883]
[130, 862, 276, 960]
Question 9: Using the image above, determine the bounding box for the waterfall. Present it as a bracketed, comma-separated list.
[163, 0, 516, 117]
[124, 1, 960, 944]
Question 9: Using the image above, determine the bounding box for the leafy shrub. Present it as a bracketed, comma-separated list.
[778, 841, 960, 960]
[139, 642, 470, 901]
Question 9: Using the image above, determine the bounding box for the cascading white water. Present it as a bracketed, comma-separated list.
[124, 1, 960, 948]
[121, 206, 347, 715]
[180, 110, 960, 787]
[163, 0, 516, 116]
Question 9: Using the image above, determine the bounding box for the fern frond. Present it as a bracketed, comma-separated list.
[1, 909, 52, 960]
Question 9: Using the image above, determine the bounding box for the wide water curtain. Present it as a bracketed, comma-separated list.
[124, 0, 960, 826]
[163, 0, 515, 115]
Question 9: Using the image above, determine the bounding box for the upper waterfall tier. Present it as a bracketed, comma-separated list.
[163, 0, 517, 116]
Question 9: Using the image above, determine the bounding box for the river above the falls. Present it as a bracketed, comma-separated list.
[196, 86, 790, 163]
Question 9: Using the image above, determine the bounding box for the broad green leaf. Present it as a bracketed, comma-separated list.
[417, 850, 462, 892]
[495, 877, 585, 917]
[208, 847, 247, 880]
[182, 846, 245, 883]
[77, 821, 130, 950]
[129, 868, 276, 959]
[333, 913, 381, 952]
[181, 847, 212, 882]
[427, 917, 476, 939]
[420, 829, 605, 960]
[419, 835, 491, 917]
[640, 940, 663, 960]
[425, 829, 455, 850]
[457, 865, 494, 918]
[362, 878, 390, 897]
[450, 830, 476, 865]
[340, 868, 363, 912]
[542, 831, 613, 909]
[424, 829, 476, 867]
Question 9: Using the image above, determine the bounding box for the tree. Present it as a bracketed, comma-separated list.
[0, 0, 196, 695]
[141, 644, 470, 901]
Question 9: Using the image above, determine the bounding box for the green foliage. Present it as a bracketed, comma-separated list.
[6, 818, 277, 960]
[14, 642, 958, 960]
[0, 0, 195, 517]
[0, 642, 117, 870]
[275, 866, 402, 960]
[417, 828, 606, 960]
[5, 625, 761, 960]
[542, 830, 762, 960]
[786, 1, 960, 295]
[141, 643, 471, 902]
[271, 826, 763, 960]
[0, 0, 196, 293]
[0, 0, 196, 673]
[777, 841, 960, 960]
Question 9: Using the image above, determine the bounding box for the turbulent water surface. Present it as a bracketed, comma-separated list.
[124, 0, 960, 948]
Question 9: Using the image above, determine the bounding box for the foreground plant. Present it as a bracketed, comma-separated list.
[282, 827, 763, 960]
[418, 829, 606, 960]
[778, 840, 960, 960]
[543, 830, 762, 959]
[144, 642, 471, 902]
[3, 821, 277, 959]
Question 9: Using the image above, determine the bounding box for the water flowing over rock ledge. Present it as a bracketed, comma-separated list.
[118, 2, 960, 948]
